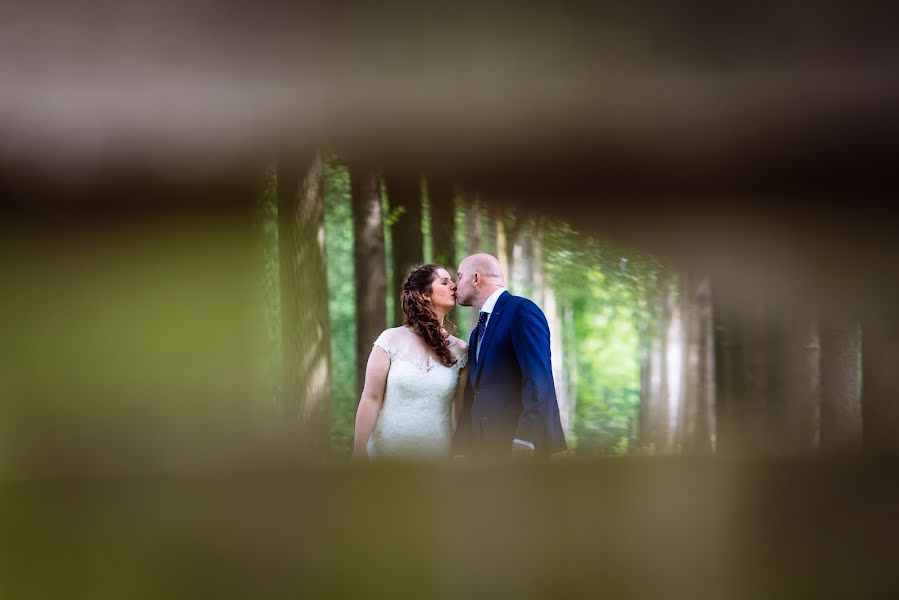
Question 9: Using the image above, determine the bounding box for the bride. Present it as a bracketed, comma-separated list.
[352, 264, 468, 461]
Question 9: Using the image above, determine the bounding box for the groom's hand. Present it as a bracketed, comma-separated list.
[511, 443, 534, 457]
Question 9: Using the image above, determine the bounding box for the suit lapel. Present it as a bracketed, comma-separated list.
[471, 291, 510, 385]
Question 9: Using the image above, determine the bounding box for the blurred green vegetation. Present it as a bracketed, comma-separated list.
[544, 223, 659, 455]
[322, 163, 357, 456]
[260, 159, 662, 460]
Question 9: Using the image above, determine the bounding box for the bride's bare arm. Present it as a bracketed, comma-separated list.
[352, 347, 390, 462]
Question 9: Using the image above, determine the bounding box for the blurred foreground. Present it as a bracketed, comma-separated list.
[3, 2, 899, 596]
[2, 459, 897, 599]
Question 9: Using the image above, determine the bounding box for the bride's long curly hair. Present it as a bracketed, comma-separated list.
[401, 264, 458, 367]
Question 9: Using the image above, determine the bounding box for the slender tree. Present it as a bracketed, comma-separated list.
[505, 210, 526, 286]
[714, 286, 805, 456]
[545, 286, 568, 433]
[819, 317, 861, 453]
[493, 205, 510, 278]
[277, 153, 332, 460]
[384, 172, 424, 326]
[639, 268, 674, 452]
[563, 302, 578, 437]
[350, 166, 387, 398]
[781, 315, 821, 454]
[712, 279, 747, 456]
[657, 271, 677, 450]
[429, 178, 457, 272]
[464, 192, 483, 253]
[483, 201, 498, 256]
[677, 270, 714, 455]
[531, 216, 546, 307]
[514, 216, 535, 300]
[464, 192, 484, 329]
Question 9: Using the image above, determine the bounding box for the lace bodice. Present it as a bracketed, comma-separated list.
[367, 327, 468, 460]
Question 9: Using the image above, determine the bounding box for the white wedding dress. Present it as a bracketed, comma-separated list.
[366, 327, 468, 460]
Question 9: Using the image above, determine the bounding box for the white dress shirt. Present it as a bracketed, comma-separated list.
[476, 287, 535, 451]
[475, 287, 506, 362]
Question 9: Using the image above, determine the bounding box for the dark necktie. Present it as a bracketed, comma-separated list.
[475, 311, 489, 361]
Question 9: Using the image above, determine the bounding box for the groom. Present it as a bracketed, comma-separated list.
[453, 253, 567, 459]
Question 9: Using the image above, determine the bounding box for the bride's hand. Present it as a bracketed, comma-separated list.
[351, 448, 369, 463]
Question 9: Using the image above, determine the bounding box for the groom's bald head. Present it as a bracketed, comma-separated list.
[455, 253, 505, 309]
[462, 253, 505, 285]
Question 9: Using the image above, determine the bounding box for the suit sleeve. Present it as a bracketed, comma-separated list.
[452, 333, 477, 456]
[510, 301, 556, 447]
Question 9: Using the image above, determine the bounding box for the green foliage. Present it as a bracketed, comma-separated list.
[544, 221, 652, 455]
[384, 204, 406, 227]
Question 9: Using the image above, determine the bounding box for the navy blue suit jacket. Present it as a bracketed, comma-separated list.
[454, 291, 568, 458]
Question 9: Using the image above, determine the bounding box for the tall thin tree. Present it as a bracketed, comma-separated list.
[429, 178, 457, 271]
[429, 177, 458, 328]
[350, 166, 387, 398]
[384, 172, 424, 326]
[464, 192, 483, 254]
[781, 314, 821, 454]
[277, 153, 332, 460]
[531, 216, 546, 307]
[819, 317, 861, 453]
[464, 192, 484, 330]
[712, 279, 748, 456]
[494, 209, 509, 279]
[677, 270, 714, 455]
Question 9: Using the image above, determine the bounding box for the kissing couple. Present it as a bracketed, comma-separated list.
[352, 253, 567, 462]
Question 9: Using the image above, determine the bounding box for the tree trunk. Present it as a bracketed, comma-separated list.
[715, 300, 775, 457]
[712, 278, 746, 456]
[464, 192, 483, 253]
[505, 210, 524, 284]
[277, 153, 332, 461]
[700, 276, 717, 452]
[494, 207, 509, 280]
[714, 281, 804, 456]
[350, 167, 387, 399]
[781, 316, 821, 454]
[564, 302, 578, 439]
[862, 314, 899, 454]
[819, 318, 861, 453]
[659, 272, 678, 450]
[516, 217, 535, 300]
[638, 273, 664, 451]
[428, 178, 456, 272]
[464, 192, 483, 329]
[385, 172, 424, 326]
[483, 201, 498, 256]
[531, 216, 546, 307]
[743, 301, 784, 455]
[678, 271, 714, 455]
[429, 177, 458, 329]
[640, 270, 675, 452]
[545, 287, 567, 435]
[638, 306, 654, 450]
